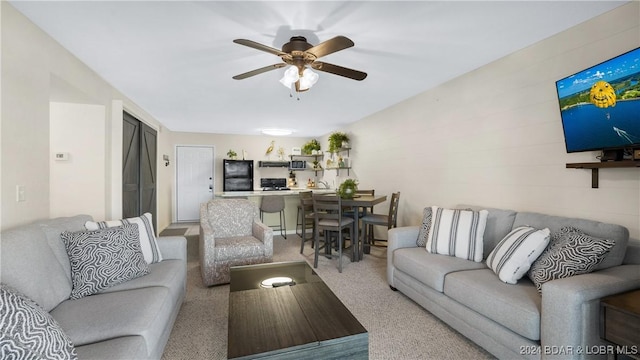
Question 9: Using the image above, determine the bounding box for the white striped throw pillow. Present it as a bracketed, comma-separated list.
[85, 212, 162, 264]
[486, 226, 550, 284]
[426, 206, 488, 262]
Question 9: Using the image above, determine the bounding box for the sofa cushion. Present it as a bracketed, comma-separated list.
[444, 269, 542, 341]
[100, 259, 186, 308]
[513, 211, 628, 270]
[527, 227, 615, 293]
[0, 225, 71, 312]
[38, 215, 95, 285]
[50, 286, 173, 355]
[0, 285, 78, 360]
[393, 247, 487, 292]
[482, 208, 518, 258]
[486, 226, 550, 284]
[427, 207, 488, 262]
[75, 336, 147, 360]
[61, 224, 150, 300]
[85, 213, 163, 264]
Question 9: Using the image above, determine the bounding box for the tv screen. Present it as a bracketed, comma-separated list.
[556, 47, 640, 153]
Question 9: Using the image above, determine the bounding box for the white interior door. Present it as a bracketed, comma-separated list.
[176, 146, 214, 222]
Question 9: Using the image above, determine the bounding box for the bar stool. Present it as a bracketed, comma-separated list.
[312, 194, 355, 273]
[296, 191, 315, 253]
[260, 195, 286, 238]
[361, 192, 400, 249]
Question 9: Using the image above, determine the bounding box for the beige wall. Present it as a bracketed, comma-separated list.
[1, 3, 165, 230]
[343, 2, 640, 237]
[49, 102, 106, 220]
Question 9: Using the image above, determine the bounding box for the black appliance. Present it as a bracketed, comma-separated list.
[260, 178, 290, 191]
[223, 159, 254, 191]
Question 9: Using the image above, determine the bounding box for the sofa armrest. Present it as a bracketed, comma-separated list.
[541, 264, 640, 359]
[156, 236, 187, 262]
[387, 226, 420, 288]
[252, 221, 274, 258]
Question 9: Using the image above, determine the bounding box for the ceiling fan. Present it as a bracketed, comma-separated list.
[232, 35, 367, 92]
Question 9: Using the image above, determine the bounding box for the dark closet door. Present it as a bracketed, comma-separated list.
[122, 111, 157, 231]
[140, 124, 157, 230]
[123, 114, 140, 219]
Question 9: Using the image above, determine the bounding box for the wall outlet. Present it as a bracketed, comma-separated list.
[16, 185, 26, 202]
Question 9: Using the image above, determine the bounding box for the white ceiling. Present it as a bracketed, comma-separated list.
[9, 1, 627, 137]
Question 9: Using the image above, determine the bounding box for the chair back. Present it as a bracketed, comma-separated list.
[312, 194, 346, 226]
[204, 198, 258, 237]
[356, 189, 375, 196]
[387, 192, 401, 229]
[299, 190, 313, 212]
[260, 195, 285, 213]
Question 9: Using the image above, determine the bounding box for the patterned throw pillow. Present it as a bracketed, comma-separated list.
[486, 226, 550, 284]
[426, 206, 488, 262]
[61, 224, 150, 300]
[0, 285, 78, 360]
[85, 212, 162, 264]
[527, 227, 615, 293]
[416, 207, 432, 247]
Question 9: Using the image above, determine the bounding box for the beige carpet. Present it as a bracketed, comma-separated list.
[161, 234, 494, 360]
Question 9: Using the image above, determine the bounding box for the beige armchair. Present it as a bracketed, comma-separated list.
[199, 198, 273, 286]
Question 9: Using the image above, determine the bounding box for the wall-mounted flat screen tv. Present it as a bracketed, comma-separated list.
[556, 47, 640, 153]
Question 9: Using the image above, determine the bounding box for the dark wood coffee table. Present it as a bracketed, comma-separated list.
[227, 261, 368, 359]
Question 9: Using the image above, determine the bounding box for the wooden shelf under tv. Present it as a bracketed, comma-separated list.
[566, 161, 640, 188]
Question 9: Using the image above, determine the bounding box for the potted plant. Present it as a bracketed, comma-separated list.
[227, 149, 237, 160]
[328, 132, 350, 153]
[302, 139, 321, 155]
[337, 178, 358, 199]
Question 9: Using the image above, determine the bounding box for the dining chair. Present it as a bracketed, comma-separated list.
[296, 191, 315, 253]
[260, 195, 286, 238]
[342, 189, 375, 247]
[312, 194, 355, 273]
[361, 192, 401, 248]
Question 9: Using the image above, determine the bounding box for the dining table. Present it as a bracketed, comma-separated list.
[341, 194, 387, 261]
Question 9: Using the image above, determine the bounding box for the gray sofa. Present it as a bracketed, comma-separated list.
[388, 206, 640, 360]
[0, 215, 187, 359]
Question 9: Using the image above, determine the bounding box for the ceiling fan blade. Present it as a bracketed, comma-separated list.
[232, 64, 286, 80]
[306, 36, 354, 59]
[233, 39, 286, 57]
[311, 61, 367, 81]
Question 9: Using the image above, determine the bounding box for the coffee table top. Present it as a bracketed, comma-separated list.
[229, 260, 323, 292]
[228, 261, 368, 359]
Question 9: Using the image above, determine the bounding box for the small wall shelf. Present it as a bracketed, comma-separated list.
[566, 161, 640, 188]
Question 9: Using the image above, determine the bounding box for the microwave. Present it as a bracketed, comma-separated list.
[289, 160, 306, 170]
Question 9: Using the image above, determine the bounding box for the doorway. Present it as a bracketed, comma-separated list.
[176, 146, 215, 222]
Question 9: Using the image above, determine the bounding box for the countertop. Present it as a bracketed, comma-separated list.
[215, 188, 334, 197]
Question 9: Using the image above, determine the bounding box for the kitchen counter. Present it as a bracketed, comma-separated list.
[215, 188, 334, 197]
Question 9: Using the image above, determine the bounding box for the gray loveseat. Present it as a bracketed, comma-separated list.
[388, 206, 640, 359]
[1, 215, 187, 359]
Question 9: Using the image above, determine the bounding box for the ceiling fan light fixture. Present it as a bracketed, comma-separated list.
[279, 66, 299, 88]
[298, 68, 319, 90]
[261, 128, 293, 136]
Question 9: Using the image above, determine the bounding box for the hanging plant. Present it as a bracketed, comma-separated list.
[337, 178, 358, 199]
[302, 139, 321, 155]
[328, 132, 350, 153]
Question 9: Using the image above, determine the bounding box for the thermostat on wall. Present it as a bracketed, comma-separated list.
[291, 147, 301, 155]
[54, 152, 69, 161]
